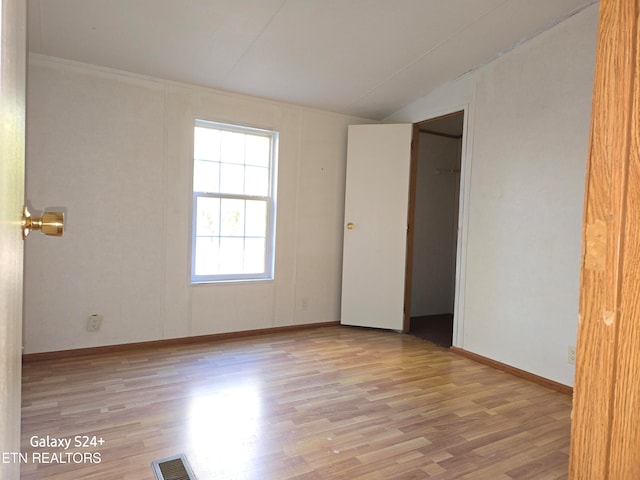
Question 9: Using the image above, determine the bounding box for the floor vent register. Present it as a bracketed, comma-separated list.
[151, 454, 196, 480]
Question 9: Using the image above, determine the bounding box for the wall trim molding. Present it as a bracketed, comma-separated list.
[22, 321, 340, 363]
[450, 346, 573, 395]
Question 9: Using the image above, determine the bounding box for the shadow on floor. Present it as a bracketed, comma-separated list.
[409, 314, 453, 348]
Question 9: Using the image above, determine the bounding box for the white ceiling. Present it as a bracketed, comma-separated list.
[27, 0, 598, 120]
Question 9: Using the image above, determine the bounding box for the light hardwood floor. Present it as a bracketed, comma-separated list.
[21, 326, 572, 479]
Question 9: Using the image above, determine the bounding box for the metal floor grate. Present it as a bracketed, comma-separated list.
[151, 454, 196, 480]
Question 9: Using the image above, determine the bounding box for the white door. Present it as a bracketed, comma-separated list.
[341, 124, 413, 330]
[0, 0, 26, 477]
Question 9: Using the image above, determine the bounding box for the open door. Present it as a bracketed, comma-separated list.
[405, 112, 464, 346]
[340, 124, 413, 331]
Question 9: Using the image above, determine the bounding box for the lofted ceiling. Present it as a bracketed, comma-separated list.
[27, 0, 598, 120]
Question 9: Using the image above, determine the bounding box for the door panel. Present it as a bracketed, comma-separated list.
[341, 124, 413, 330]
[0, 0, 26, 477]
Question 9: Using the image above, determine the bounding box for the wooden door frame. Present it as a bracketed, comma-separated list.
[403, 110, 465, 334]
[569, 0, 640, 477]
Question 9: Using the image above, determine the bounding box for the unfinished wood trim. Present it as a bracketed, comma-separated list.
[22, 321, 340, 363]
[569, 0, 640, 477]
[415, 110, 464, 127]
[404, 110, 464, 333]
[418, 128, 463, 139]
[450, 347, 573, 395]
[402, 123, 420, 333]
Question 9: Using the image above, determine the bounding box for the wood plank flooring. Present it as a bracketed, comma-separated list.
[20, 326, 572, 479]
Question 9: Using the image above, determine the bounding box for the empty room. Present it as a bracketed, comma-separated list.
[2, 0, 640, 478]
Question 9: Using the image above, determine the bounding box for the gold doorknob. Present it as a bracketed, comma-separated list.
[346, 222, 355, 230]
[22, 206, 64, 239]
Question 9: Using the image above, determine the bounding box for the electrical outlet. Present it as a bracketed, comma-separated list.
[301, 298, 309, 311]
[88, 314, 103, 332]
[568, 346, 576, 365]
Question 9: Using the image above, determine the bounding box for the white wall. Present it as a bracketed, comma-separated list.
[388, 4, 598, 386]
[411, 132, 461, 316]
[24, 55, 368, 354]
[25, 4, 598, 388]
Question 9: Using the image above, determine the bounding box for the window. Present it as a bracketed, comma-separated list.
[191, 120, 278, 283]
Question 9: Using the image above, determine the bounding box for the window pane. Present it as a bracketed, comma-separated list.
[245, 135, 270, 167]
[194, 237, 220, 275]
[220, 130, 246, 165]
[193, 160, 220, 193]
[196, 197, 220, 236]
[245, 166, 269, 196]
[220, 199, 245, 237]
[219, 237, 244, 274]
[219, 163, 244, 194]
[194, 127, 220, 161]
[245, 200, 267, 237]
[192, 120, 277, 283]
[244, 238, 265, 273]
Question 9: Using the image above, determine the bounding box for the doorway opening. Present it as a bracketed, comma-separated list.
[405, 111, 464, 347]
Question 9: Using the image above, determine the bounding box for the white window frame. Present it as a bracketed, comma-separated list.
[190, 119, 278, 284]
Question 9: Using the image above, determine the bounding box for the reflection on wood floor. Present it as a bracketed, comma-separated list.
[21, 326, 572, 479]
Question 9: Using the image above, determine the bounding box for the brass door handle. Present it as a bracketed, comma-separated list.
[22, 205, 64, 239]
[346, 222, 355, 230]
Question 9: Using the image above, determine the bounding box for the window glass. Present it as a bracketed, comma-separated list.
[191, 120, 277, 283]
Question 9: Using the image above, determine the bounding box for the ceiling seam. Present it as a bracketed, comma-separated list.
[479, 0, 600, 67]
[442, 0, 600, 102]
[36, 0, 46, 55]
[223, 0, 289, 81]
[347, 0, 511, 110]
